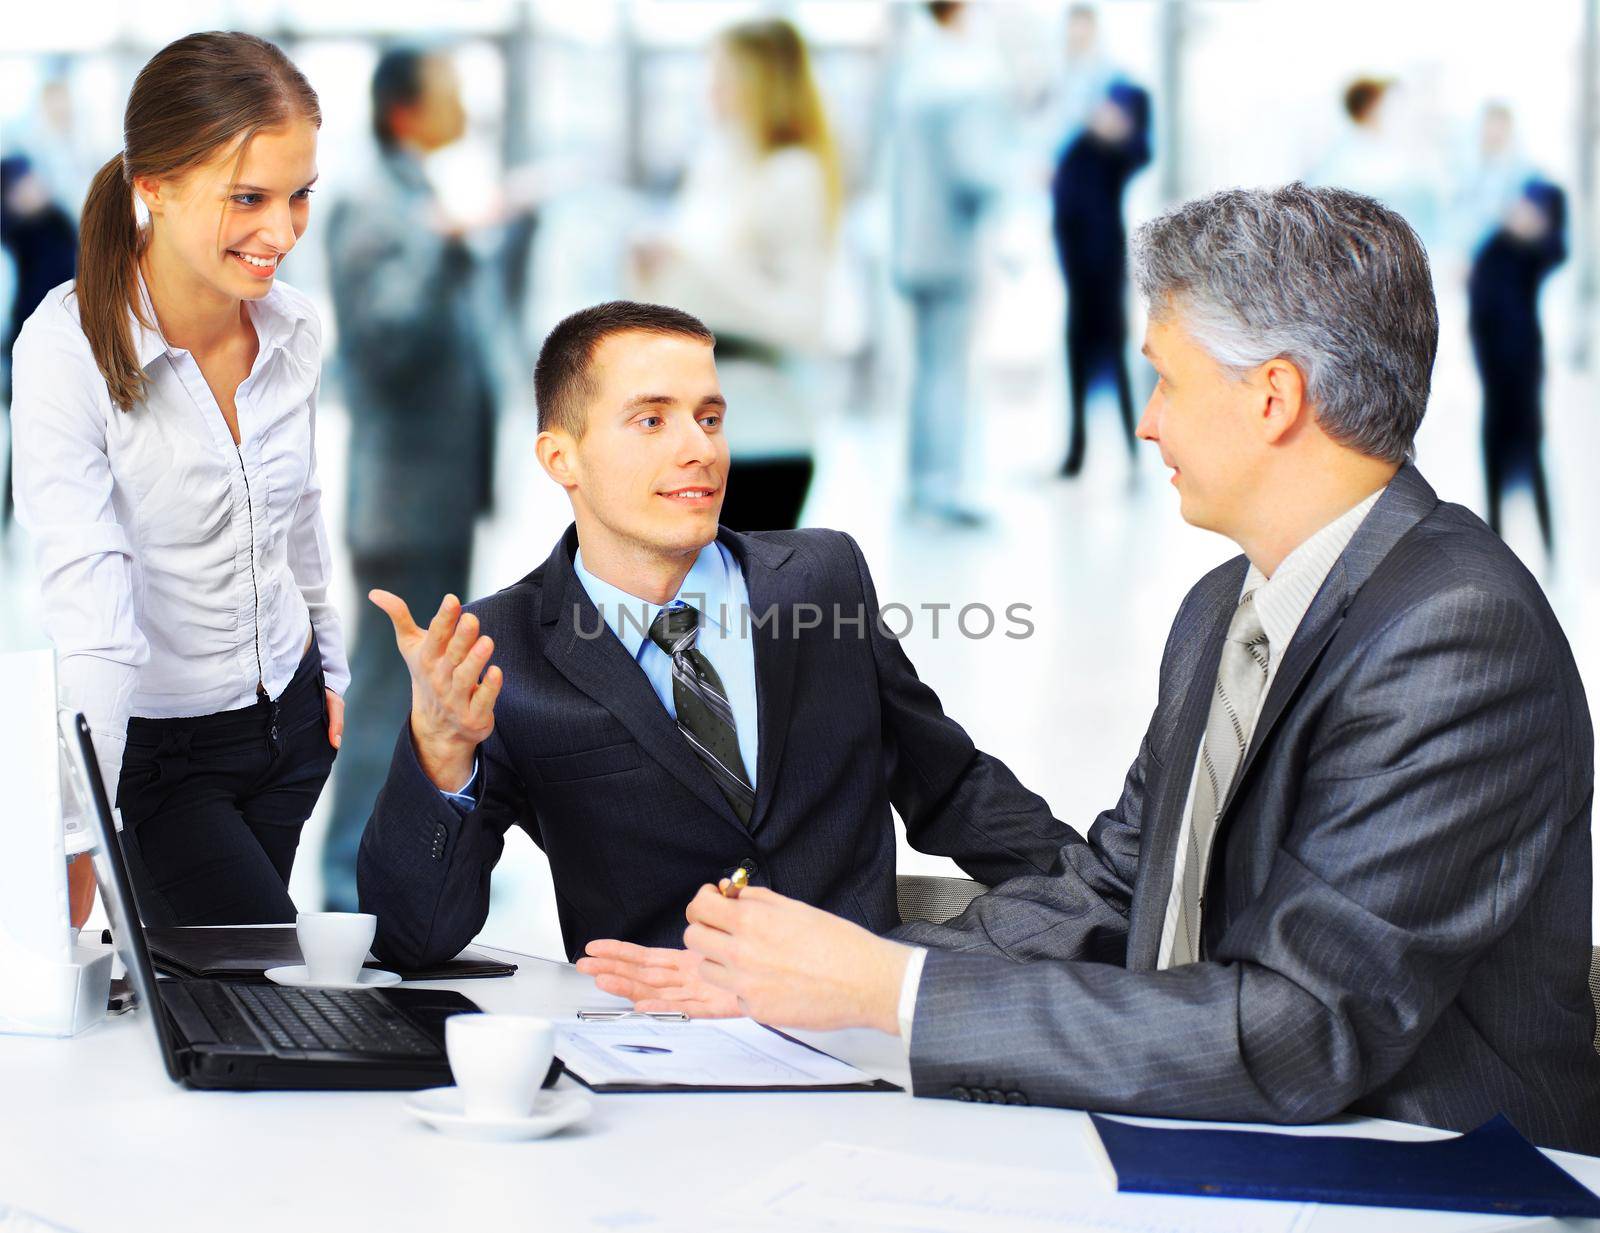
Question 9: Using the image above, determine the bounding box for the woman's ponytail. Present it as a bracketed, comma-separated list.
[76, 153, 147, 412]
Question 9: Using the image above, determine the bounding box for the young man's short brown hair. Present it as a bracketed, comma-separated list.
[534, 300, 716, 437]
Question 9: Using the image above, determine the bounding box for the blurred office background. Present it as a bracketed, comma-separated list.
[4, 0, 1598, 953]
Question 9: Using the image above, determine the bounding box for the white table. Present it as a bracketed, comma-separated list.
[2, 943, 1596, 1233]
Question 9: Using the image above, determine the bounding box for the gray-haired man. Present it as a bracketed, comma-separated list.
[588, 184, 1600, 1153]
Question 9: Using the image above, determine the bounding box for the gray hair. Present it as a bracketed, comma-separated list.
[1131, 183, 1438, 464]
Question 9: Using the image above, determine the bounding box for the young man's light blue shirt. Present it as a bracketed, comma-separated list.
[573, 539, 761, 787]
[441, 540, 760, 809]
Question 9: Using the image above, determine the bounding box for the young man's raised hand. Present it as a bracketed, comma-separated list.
[370, 590, 502, 792]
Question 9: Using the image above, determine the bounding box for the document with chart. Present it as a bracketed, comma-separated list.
[554, 1018, 900, 1093]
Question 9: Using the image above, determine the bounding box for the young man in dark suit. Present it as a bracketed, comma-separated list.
[355, 301, 1070, 970]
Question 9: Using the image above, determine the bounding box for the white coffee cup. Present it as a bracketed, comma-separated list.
[445, 1013, 555, 1121]
[295, 912, 377, 985]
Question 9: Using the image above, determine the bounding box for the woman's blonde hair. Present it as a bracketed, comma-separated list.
[718, 19, 842, 231]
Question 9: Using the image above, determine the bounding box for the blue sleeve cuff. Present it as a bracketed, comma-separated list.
[439, 757, 481, 813]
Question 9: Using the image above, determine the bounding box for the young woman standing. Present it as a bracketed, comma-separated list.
[13, 32, 348, 926]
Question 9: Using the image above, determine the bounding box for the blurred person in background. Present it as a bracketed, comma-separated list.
[9, 76, 101, 218]
[1450, 102, 1536, 259]
[1311, 77, 1396, 194]
[320, 45, 499, 912]
[12, 32, 347, 927]
[1311, 77, 1438, 243]
[633, 18, 841, 532]
[1468, 178, 1567, 556]
[1, 156, 78, 527]
[1054, 5, 1118, 146]
[1020, 4, 1118, 183]
[1051, 79, 1151, 477]
[889, 1, 1009, 527]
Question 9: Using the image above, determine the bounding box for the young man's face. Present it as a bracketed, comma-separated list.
[563, 330, 731, 560]
[1136, 308, 1265, 539]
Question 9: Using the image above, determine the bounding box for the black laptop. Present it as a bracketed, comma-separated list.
[65, 712, 481, 1091]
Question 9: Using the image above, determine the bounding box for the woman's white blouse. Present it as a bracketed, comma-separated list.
[12, 279, 350, 795]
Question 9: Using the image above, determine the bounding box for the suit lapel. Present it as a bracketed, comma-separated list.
[722, 529, 798, 833]
[1125, 570, 1242, 971]
[539, 527, 745, 835]
[1216, 463, 1441, 826]
[1126, 465, 1441, 968]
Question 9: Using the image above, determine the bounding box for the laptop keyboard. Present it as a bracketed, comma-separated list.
[196, 982, 440, 1058]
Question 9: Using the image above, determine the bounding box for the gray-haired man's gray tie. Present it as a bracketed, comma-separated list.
[649, 603, 756, 825]
[1169, 588, 1270, 965]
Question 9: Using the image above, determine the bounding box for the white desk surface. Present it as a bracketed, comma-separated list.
[2, 943, 1596, 1233]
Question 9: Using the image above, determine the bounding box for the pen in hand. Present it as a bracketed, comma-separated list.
[718, 865, 751, 899]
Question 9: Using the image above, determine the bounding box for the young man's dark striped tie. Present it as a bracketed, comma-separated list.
[648, 603, 755, 824]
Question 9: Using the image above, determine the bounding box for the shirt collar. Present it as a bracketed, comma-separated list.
[245, 285, 309, 359]
[1244, 486, 1386, 659]
[130, 269, 311, 370]
[573, 540, 732, 661]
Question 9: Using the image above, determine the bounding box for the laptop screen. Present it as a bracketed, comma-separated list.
[60, 711, 185, 1082]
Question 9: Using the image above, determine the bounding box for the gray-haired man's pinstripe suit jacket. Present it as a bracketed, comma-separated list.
[896, 464, 1600, 1155]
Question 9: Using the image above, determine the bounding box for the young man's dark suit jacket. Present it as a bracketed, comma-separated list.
[357, 525, 1070, 967]
[895, 464, 1600, 1154]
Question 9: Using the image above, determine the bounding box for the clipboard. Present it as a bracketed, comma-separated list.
[555, 1016, 902, 1095]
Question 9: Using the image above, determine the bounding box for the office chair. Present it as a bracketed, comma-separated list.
[896, 875, 987, 926]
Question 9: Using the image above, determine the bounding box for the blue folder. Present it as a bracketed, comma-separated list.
[1089, 1113, 1600, 1217]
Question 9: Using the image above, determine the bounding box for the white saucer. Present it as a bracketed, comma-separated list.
[405, 1087, 591, 1142]
[263, 965, 401, 991]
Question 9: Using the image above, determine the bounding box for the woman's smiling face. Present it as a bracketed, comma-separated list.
[136, 117, 319, 304]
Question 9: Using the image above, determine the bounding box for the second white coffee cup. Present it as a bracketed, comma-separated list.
[296, 911, 377, 985]
[445, 1013, 555, 1120]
